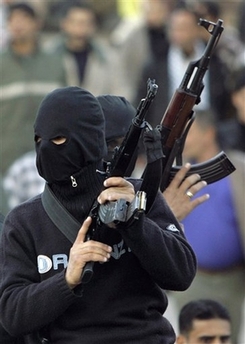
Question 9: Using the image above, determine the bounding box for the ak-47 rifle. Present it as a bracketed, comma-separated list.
[158, 19, 235, 192]
[81, 79, 158, 284]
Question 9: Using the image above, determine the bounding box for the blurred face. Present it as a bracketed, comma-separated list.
[178, 319, 231, 344]
[167, 10, 199, 50]
[105, 137, 124, 163]
[232, 87, 245, 123]
[183, 120, 206, 161]
[8, 10, 39, 41]
[192, 3, 216, 42]
[61, 8, 96, 49]
[142, 0, 171, 28]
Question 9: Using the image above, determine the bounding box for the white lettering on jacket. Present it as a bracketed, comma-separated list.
[37, 240, 131, 274]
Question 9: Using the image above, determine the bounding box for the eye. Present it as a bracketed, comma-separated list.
[200, 337, 213, 343]
[51, 136, 67, 145]
[106, 137, 124, 151]
[35, 135, 41, 143]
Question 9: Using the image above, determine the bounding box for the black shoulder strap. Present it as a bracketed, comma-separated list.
[41, 184, 81, 243]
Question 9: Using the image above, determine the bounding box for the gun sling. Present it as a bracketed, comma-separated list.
[41, 183, 80, 243]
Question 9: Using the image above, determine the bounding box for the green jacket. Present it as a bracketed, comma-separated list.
[0, 46, 67, 175]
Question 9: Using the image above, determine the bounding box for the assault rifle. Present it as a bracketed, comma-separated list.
[158, 19, 235, 191]
[81, 79, 158, 283]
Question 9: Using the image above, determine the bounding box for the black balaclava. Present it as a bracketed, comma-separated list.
[34, 86, 107, 222]
[96, 95, 137, 176]
[97, 95, 136, 143]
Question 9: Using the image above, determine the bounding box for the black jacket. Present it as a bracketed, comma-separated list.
[0, 180, 196, 343]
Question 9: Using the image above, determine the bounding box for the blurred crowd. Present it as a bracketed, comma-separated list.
[0, 0, 244, 342]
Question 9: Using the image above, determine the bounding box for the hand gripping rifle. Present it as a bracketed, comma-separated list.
[81, 79, 158, 284]
[158, 19, 235, 192]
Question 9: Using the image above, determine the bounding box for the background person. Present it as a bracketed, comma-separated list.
[45, 1, 125, 97]
[0, 2, 66, 177]
[111, 0, 176, 103]
[171, 109, 245, 343]
[191, 0, 245, 74]
[136, 4, 232, 130]
[219, 66, 245, 153]
[176, 299, 232, 344]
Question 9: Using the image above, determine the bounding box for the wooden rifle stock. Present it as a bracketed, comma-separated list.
[158, 19, 235, 191]
[160, 91, 197, 150]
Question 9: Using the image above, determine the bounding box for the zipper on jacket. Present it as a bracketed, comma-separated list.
[70, 176, 77, 187]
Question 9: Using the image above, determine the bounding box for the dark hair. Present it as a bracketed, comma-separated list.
[59, 0, 94, 19]
[8, 2, 37, 19]
[170, 4, 200, 24]
[179, 299, 231, 335]
[198, 1, 220, 19]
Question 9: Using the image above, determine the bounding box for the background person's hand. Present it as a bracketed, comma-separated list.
[163, 163, 210, 222]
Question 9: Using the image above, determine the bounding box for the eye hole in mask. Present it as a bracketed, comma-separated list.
[51, 136, 67, 145]
[35, 135, 41, 143]
[34, 136, 67, 145]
